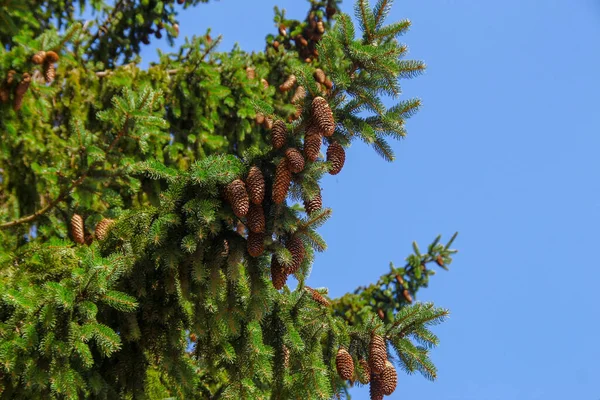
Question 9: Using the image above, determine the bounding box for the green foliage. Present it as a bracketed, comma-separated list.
[0, 0, 457, 398]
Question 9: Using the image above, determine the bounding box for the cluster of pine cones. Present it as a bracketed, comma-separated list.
[70, 214, 115, 245]
[223, 70, 346, 290]
[335, 334, 398, 399]
[0, 50, 59, 111]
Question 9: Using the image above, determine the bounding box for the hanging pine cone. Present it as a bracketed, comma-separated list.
[95, 218, 115, 241]
[403, 289, 413, 303]
[285, 148, 305, 173]
[13, 73, 31, 111]
[283, 345, 290, 369]
[279, 74, 297, 92]
[326, 141, 345, 175]
[381, 361, 398, 395]
[286, 235, 305, 274]
[264, 117, 273, 130]
[303, 124, 322, 162]
[71, 214, 85, 244]
[369, 334, 387, 374]
[246, 166, 265, 205]
[31, 51, 46, 65]
[272, 159, 292, 204]
[358, 359, 371, 384]
[271, 120, 287, 149]
[336, 348, 354, 380]
[271, 255, 288, 290]
[225, 179, 250, 218]
[324, 79, 334, 90]
[303, 189, 322, 215]
[43, 51, 59, 83]
[291, 85, 306, 105]
[369, 376, 384, 400]
[305, 286, 330, 307]
[313, 68, 326, 84]
[261, 78, 269, 89]
[316, 21, 325, 34]
[311, 97, 335, 137]
[246, 203, 265, 233]
[255, 113, 265, 125]
[246, 66, 256, 79]
[247, 231, 264, 257]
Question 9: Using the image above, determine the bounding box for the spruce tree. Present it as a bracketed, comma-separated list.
[0, 0, 458, 398]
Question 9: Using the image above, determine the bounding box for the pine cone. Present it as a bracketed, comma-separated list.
[271, 120, 287, 149]
[247, 231, 264, 257]
[272, 159, 292, 204]
[285, 148, 305, 173]
[264, 117, 273, 130]
[336, 348, 354, 380]
[285, 235, 305, 274]
[95, 218, 115, 241]
[324, 79, 333, 90]
[31, 51, 46, 65]
[71, 213, 85, 244]
[246, 166, 265, 205]
[381, 361, 398, 395]
[271, 255, 288, 290]
[369, 334, 387, 374]
[369, 376, 384, 400]
[303, 189, 322, 215]
[43, 61, 55, 83]
[261, 78, 269, 89]
[246, 66, 256, 79]
[313, 68, 326, 84]
[303, 124, 322, 162]
[326, 141, 345, 175]
[358, 359, 371, 384]
[13, 73, 31, 111]
[296, 35, 308, 47]
[305, 286, 330, 307]
[436, 255, 445, 267]
[246, 203, 265, 233]
[225, 179, 250, 218]
[0, 87, 8, 104]
[255, 113, 265, 125]
[291, 85, 306, 105]
[283, 345, 290, 369]
[45, 51, 59, 63]
[316, 21, 325, 34]
[6, 70, 15, 85]
[403, 289, 413, 303]
[311, 97, 335, 137]
[279, 74, 297, 92]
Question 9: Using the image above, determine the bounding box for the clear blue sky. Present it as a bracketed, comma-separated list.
[139, 1, 600, 398]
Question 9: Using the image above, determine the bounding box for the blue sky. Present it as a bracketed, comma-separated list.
[138, 1, 600, 399]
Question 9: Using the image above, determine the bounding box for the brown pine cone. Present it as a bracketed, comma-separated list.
[43, 62, 55, 83]
[311, 97, 335, 137]
[271, 255, 288, 290]
[326, 141, 346, 175]
[71, 213, 85, 244]
[246, 166, 265, 205]
[44, 51, 59, 63]
[285, 148, 305, 173]
[279, 74, 297, 92]
[255, 113, 265, 125]
[303, 124, 322, 162]
[358, 359, 371, 384]
[296, 35, 308, 47]
[264, 117, 273, 130]
[285, 235, 305, 274]
[436, 255, 445, 267]
[225, 179, 250, 218]
[316, 21, 325, 34]
[246, 203, 265, 233]
[95, 218, 115, 241]
[313, 68, 326, 84]
[13, 73, 31, 111]
[31, 51, 46, 65]
[290, 85, 306, 105]
[246, 66, 256, 79]
[369, 376, 384, 400]
[6, 70, 16, 85]
[381, 361, 398, 395]
[272, 159, 292, 204]
[336, 348, 354, 380]
[247, 231, 264, 257]
[403, 289, 413, 303]
[305, 286, 330, 307]
[303, 189, 322, 215]
[271, 120, 287, 149]
[369, 334, 387, 374]
[261, 78, 269, 89]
